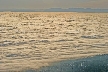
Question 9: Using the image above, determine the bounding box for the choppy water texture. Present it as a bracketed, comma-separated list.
[0, 12, 108, 71]
[27, 54, 108, 72]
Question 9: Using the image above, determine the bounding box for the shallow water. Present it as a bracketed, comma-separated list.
[26, 54, 108, 72]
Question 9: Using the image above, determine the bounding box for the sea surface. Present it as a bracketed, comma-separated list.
[0, 12, 108, 71]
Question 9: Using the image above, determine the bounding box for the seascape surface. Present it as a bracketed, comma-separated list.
[0, 12, 108, 71]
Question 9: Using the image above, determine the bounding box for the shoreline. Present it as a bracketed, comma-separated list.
[34, 54, 108, 72]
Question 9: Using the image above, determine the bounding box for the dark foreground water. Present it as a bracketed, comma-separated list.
[25, 54, 108, 72]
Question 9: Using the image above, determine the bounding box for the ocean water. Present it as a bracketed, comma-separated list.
[26, 54, 108, 72]
[0, 13, 108, 71]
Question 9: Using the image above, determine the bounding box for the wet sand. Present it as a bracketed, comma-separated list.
[34, 54, 108, 72]
[0, 12, 108, 71]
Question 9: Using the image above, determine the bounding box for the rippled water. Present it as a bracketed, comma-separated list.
[0, 12, 108, 71]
